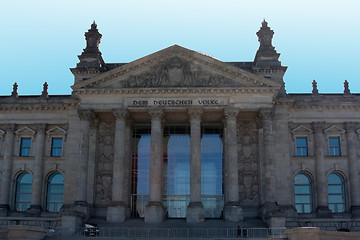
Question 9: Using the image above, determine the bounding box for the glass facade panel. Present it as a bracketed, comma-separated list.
[15, 172, 32, 211]
[131, 125, 151, 218]
[51, 137, 63, 157]
[46, 173, 64, 212]
[163, 125, 190, 218]
[294, 173, 312, 213]
[328, 173, 345, 213]
[296, 137, 308, 156]
[201, 125, 223, 218]
[20, 137, 31, 156]
[329, 137, 341, 156]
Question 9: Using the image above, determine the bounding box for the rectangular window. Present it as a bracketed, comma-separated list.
[51, 137, 63, 157]
[20, 137, 31, 156]
[296, 137, 308, 156]
[329, 137, 341, 156]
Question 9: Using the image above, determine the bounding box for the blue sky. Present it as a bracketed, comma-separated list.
[1, 0, 359, 95]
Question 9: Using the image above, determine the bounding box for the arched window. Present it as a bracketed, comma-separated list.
[46, 173, 64, 212]
[294, 173, 312, 213]
[328, 173, 346, 213]
[15, 172, 32, 211]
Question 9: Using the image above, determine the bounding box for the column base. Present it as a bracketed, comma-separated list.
[316, 206, 332, 218]
[260, 202, 280, 219]
[107, 202, 129, 223]
[224, 202, 243, 222]
[0, 204, 9, 217]
[145, 202, 165, 223]
[265, 216, 286, 228]
[186, 202, 204, 223]
[26, 205, 42, 217]
[351, 206, 360, 218]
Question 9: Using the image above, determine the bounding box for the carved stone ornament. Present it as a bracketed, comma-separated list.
[35, 124, 46, 134]
[188, 107, 203, 121]
[148, 108, 164, 120]
[312, 121, 325, 133]
[5, 124, 16, 133]
[78, 109, 94, 121]
[120, 56, 243, 88]
[345, 122, 358, 132]
[224, 107, 239, 120]
[259, 108, 273, 121]
[113, 108, 128, 119]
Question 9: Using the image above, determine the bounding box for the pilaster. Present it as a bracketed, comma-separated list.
[0, 124, 15, 216]
[312, 121, 331, 217]
[74, 109, 94, 217]
[28, 124, 46, 216]
[345, 122, 360, 217]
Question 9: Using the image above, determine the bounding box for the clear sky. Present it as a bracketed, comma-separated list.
[1, 0, 359, 95]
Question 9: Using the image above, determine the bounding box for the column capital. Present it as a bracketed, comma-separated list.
[188, 107, 203, 122]
[78, 109, 94, 121]
[224, 107, 239, 120]
[149, 108, 164, 120]
[4, 124, 15, 133]
[312, 121, 325, 133]
[35, 124, 46, 134]
[345, 122, 358, 132]
[259, 108, 274, 121]
[113, 108, 128, 119]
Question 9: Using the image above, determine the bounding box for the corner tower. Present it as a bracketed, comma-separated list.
[252, 20, 287, 95]
[71, 21, 106, 84]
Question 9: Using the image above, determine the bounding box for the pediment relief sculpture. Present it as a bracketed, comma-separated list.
[107, 56, 245, 89]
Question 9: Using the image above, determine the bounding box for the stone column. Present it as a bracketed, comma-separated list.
[223, 107, 243, 222]
[0, 124, 15, 216]
[145, 108, 165, 223]
[75, 109, 93, 214]
[107, 109, 128, 222]
[29, 124, 46, 215]
[187, 107, 204, 223]
[259, 109, 278, 216]
[312, 121, 331, 217]
[345, 122, 360, 217]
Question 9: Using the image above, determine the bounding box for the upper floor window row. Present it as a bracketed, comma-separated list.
[19, 137, 63, 157]
[295, 136, 342, 157]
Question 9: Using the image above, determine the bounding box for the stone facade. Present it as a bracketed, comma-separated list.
[0, 20, 360, 237]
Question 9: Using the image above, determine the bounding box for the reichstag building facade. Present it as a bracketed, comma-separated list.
[0, 20, 360, 235]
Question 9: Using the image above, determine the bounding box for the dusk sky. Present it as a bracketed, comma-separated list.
[1, 0, 359, 95]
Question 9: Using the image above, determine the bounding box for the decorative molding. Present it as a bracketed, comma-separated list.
[15, 126, 36, 136]
[0, 102, 78, 112]
[291, 125, 313, 134]
[188, 107, 203, 121]
[78, 109, 95, 121]
[73, 87, 278, 96]
[324, 125, 345, 134]
[312, 121, 325, 133]
[148, 107, 164, 120]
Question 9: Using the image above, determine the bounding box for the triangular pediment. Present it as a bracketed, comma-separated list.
[72, 45, 281, 90]
[324, 125, 345, 134]
[46, 126, 67, 136]
[15, 127, 36, 136]
[291, 125, 313, 134]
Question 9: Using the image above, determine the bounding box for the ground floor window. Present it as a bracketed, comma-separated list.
[46, 173, 64, 212]
[15, 172, 32, 211]
[294, 173, 312, 213]
[328, 172, 346, 213]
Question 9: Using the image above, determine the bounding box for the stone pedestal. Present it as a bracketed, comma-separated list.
[266, 216, 285, 228]
[0, 205, 9, 217]
[224, 202, 243, 222]
[316, 206, 332, 218]
[186, 202, 204, 223]
[107, 203, 129, 223]
[145, 202, 165, 223]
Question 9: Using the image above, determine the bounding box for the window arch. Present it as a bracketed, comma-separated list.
[294, 173, 313, 213]
[46, 173, 64, 212]
[15, 172, 32, 211]
[328, 172, 346, 213]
